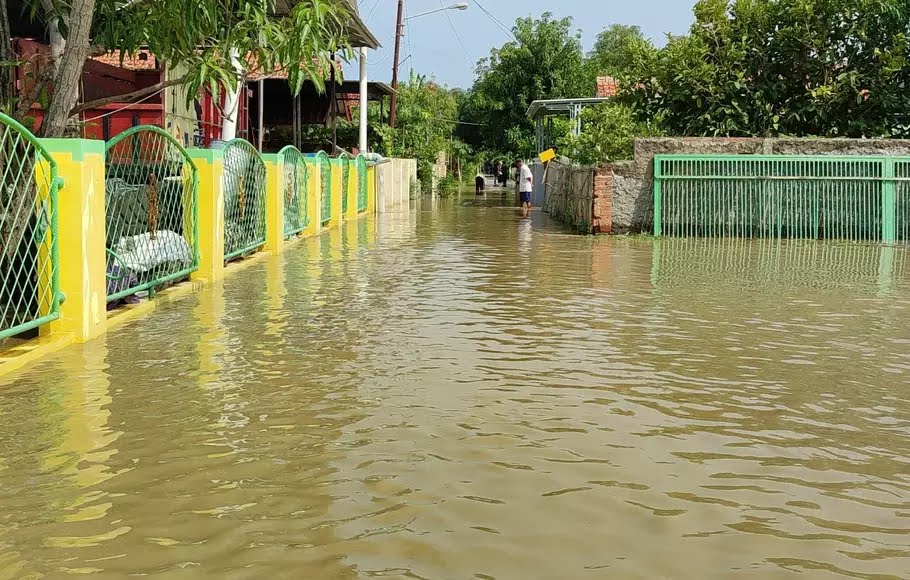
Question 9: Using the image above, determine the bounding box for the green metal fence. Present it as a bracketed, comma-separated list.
[105, 126, 199, 303]
[0, 113, 62, 340]
[654, 155, 910, 243]
[356, 154, 368, 212]
[317, 151, 331, 225]
[279, 146, 309, 237]
[340, 152, 352, 214]
[223, 139, 267, 260]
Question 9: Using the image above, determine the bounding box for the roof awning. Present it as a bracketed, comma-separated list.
[334, 80, 395, 98]
[526, 98, 611, 120]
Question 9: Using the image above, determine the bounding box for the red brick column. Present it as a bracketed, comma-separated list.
[592, 164, 613, 234]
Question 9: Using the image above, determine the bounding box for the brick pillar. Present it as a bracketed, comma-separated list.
[593, 164, 613, 234]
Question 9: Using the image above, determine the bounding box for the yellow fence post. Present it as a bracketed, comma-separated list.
[330, 159, 343, 227]
[367, 165, 376, 213]
[40, 139, 107, 342]
[187, 149, 225, 284]
[345, 161, 358, 220]
[263, 153, 284, 254]
[303, 158, 320, 237]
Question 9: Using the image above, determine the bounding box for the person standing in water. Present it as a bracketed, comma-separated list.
[516, 159, 533, 218]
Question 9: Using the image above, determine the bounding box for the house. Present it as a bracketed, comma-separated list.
[8, 0, 381, 151]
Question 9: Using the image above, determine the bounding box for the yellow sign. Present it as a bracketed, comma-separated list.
[539, 148, 556, 163]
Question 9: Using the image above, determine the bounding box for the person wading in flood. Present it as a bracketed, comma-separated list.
[516, 159, 533, 218]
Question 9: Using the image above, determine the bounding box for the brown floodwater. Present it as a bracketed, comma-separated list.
[2, 193, 910, 579]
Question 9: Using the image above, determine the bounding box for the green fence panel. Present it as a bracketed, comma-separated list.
[653, 155, 901, 242]
[223, 139, 267, 260]
[279, 146, 308, 237]
[0, 113, 61, 340]
[894, 159, 910, 243]
[317, 151, 331, 224]
[340, 152, 352, 214]
[105, 126, 199, 303]
[356, 154, 368, 212]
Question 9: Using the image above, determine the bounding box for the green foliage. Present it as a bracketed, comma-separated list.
[559, 102, 662, 165]
[460, 13, 591, 157]
[3, 0, 352, 134]
[375, 73, 458, 191]
[436, 175, 459, 198]
[93, 0, 352, 104]
[586, 24, 652, 79]
[622, 0, 910, 138]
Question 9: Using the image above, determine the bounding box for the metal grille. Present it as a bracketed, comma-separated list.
[279, 146, 308, 237]
[894, 160, 910, 242]
[653, 155, 910, 242]
[105, 126, 199, 303]
[340, 153, 352, 214]
[223, 139, 267, 260]
[0, 113, 61, 340]
[317, 151, 331, 225]
[356, 154, 368, 212]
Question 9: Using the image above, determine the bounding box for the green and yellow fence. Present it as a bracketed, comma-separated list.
[317, 151, 332, 226]
[0, 118, 383, 363]
[0, 113, 62, 341]
[105, 126, 199, 303]
[223, 139, 267, 261]
[278, 146, 309, 238]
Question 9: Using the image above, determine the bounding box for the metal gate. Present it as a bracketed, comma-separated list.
[654, 155, 910, 243]
[0, 113, 61, 340]
[356, 154, 368, 212]
[105, 126, 199, 302]
[317, 151, 331, 225]
[223, 139, 267, 260]
[340, 152, 352, 214]
[279, 146, 308, 237]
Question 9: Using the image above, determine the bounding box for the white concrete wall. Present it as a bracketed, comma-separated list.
[376, 158, 417, 213]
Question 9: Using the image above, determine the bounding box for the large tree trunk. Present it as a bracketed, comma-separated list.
[41, 0, 97, 137]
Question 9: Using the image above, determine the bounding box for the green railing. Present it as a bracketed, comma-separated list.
[279, 146, 309, 237]
[654, 155, 910, 243]
[105, 126, 199, 303]
[339, 152, 352, 214]
[356, 154, 368, 212]
[0, 113, 62, 340]
[223, 139, 267, 260]
[317, 151, 331, 225]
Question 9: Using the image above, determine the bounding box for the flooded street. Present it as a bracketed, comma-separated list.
[2, 193, 910, 579]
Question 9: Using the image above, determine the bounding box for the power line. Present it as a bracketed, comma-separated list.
[439, 0, 474, 70]
[472, 0, 515, 41]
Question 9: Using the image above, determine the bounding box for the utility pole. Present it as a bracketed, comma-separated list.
[389, 0, 404, 129]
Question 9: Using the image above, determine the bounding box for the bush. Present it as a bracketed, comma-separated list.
[436, 176, 459, 198]
[559, 102, 662, 165]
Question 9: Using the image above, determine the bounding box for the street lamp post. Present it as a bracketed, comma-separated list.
[390, 2, 468, 128]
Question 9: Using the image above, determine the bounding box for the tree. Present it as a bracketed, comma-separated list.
[461, 13, 590, 157]
[587, 24, 652, 79]
[622, 0, 910, 138]
[559, 102, 661, 164]
[375, 73, 458, 191]
[0, 0, 352, 137]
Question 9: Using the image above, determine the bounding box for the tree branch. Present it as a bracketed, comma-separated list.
[15, 66, 55, 119]
[69, 73, 191, 116]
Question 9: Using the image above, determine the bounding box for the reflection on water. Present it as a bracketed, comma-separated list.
[1, 197, 909, 578]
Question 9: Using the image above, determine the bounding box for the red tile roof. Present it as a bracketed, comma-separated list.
[91, 51, 158, 70]
[596, 76, 619, 98]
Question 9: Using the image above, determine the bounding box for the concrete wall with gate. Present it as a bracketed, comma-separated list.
[607, 137, 910, 234]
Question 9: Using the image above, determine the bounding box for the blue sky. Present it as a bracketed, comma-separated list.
[344, 0, 697, 89]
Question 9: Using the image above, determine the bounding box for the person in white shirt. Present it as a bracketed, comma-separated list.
[516, 159, 534, 218]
